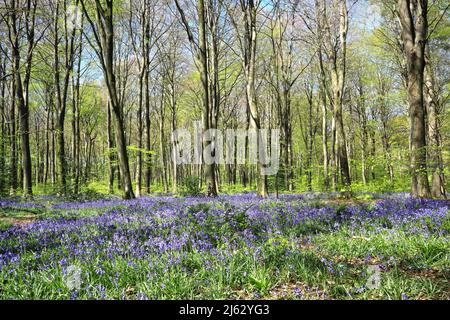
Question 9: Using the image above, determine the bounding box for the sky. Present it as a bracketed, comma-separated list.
[80, 0, 384, 86]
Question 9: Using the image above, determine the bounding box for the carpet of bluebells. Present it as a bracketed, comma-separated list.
[0, 192, 448, 300]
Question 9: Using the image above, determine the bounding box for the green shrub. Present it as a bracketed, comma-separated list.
[180, 176, 202, 196]
[0, 220, 12, 231]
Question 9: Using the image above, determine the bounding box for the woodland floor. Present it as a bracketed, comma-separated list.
[0, 192, 448, 300]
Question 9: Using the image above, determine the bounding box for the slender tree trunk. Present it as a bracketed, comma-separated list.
[359, 115, 368, 185]
[135, 74, 144, 197]
[35, 117, 40, 185]
[321, 0, 351, 191]
[159, 86, 168, 193]
[242, 0, 268, 198]
[333, 1, 351, 189]
[145, 69, 151, 193]
[0, 60, 5, 193]
[72, 30, 82, 194]
[306, 89, 314, 191]
[51, 110, 56, 186]
[331, 115, 337, 191]
[425, 55, 446, 198]
[107, 101, 115, 194]
[356, 80, 369, 185]
[53, 2, 66, 194]
[318, 50, 329, 189]
[71, 80, 77, 192]
[9, 0, 32, 196]
[174, 0, 219, 196]
[132, 5, 150, 197]
[171, 93, 177, 194]
[9, 77, 17, 194]
[44, 94, 51, 185]
[80, 0, 135, 199]
[54, 1, 78, 194]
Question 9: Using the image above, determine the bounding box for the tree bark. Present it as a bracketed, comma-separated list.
[332, 0, 351, 189]
[397, 0, 430, 198]
[107, 101, 115, 194]
[237, 0, 268, 197]
[424, 47, 446, 198]
[145, 65, 151, 194]
[9, 74, 17, 193]
[80, 0, 135, 199]
[175, 0, 218, 196]
[8, 0, 33, 196]
[72, 21, 83, 194]
[318, 49, 329, 189]
[0, 55, 6, 193]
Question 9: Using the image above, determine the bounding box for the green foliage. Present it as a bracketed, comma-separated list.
[220, 183, 255, 194]
[0, 220, 13, 231]
[84, 181, 114, 195]
[179, 176, 202, 197]
[186, 202, 211, 215]
[63, 188, 112, 202]
[126, 146, 157, 156]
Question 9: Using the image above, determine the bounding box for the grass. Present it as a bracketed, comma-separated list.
[0, 193, 448, 300]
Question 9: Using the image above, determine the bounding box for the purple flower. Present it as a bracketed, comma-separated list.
[70, 290, 78, 300]
[0, 193, 447, 299]
[293, 288, 302, 297]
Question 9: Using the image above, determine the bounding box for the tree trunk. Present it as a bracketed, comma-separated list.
[174, 0, 219, 196]
[243, 0, 268, 198]
[145, 68, 151, 194]
[398, 0, 430, 198]
[318, 50, 329, 189]
[80, 0, 135, 199]
[171, 95, 177, 194]
[9, 76, 17, 193]
[332, 0, 351, 189]
[107, 101, 115, 194]
[9, 0, 32, 196]
[135, 75, 144, 197]
[72, 27, 82, 194]
[159, 87, 168, 193]
[424, 51, 446, 198]
[198, 0, 218, 196]
[0, 58, 6, 193]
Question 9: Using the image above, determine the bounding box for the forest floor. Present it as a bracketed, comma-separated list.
[0, 192, 448, 300]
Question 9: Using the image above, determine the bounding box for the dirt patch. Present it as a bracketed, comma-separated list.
[0, 216, 37, 227]
[401, 267, 450, 282]
[13, 217, 36, 226]
[228, 282, 329, 300]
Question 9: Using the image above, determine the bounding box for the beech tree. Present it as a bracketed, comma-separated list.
[397, 0, 430, 198]
[80, 0, 135, 199]
[2, 0, 41, 196]
[174, 0, 219, 196]
[0, 0, 447, 199]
